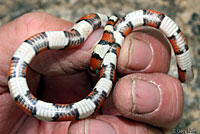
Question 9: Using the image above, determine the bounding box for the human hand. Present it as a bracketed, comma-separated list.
[0, 12, 183, 134]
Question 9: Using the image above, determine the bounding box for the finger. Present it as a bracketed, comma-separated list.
[68, 115, 164, 134]
[111, 73, 183, 129]
[117, 28, 171, 75]
[29, 27, 103, 75]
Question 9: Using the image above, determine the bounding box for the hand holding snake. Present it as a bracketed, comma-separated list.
[0, 10, 193, 133]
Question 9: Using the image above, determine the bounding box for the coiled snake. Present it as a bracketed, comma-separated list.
[8, 9, 193, 121]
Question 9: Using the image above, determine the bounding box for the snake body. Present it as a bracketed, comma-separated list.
[8, 9, 193, 121]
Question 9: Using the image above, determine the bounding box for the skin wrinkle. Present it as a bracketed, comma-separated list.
[170, 81, 176, 124]
[14, 115, 29, 134]
[25, 12, 69, 37]
[0, 90, 7, 97]
[134, 124, 136, 134]
[39, 121, 51, 134]
[172, 77, 182, 124]
[119, 38, 132, 73]
[25, 14, 36, 39]
[135, 122, 138, 134]
[0, 85, 8, 95]
[59, 52, 72, 75]
[46, 51, 63, 74]
[85, 119, 88, 134]
[91, 34, 102, 50]
[39, 121, 42, 134]
[13, 13, 31, 45]
[73, 50, 91, 71]
[174, 81, 180, 116]
[58, 49, 90, 75]
[0, 34, 14, 90]
[42, 51, 61, 75]
[146, 127, 149, 134]
[131, 79, 136, 113]
[0, 62, 9, 88]
[0, 94, 16, 133]
[0, 95, 28, 134]
[128, 38, 134, 68]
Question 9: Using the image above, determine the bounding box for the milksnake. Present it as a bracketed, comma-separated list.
[8, 9, 193, 121]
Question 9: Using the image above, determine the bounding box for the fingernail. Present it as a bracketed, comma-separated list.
[132, 79, 160, 114]
[87, 119, 116, 134]
[126, 37, 152, 70]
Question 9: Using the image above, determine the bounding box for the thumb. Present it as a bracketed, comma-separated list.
[117, 29, 171, 75]
[112, 73, 183, 129]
